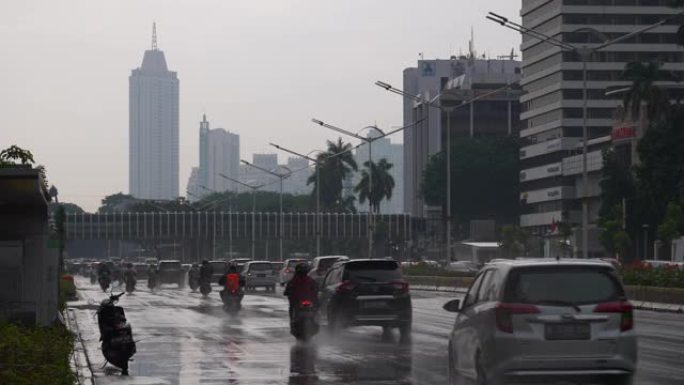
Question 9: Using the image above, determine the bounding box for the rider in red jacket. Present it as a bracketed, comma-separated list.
[284, 263, 318, 321]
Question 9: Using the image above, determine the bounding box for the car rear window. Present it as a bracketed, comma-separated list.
[159, 262, 181, 270]
[287, 260, 306, 268]
[249, 263, 273, 272]
[210, 262, 225, 271]
[504, 266, 625, 305]
[344, 261, 402, 282]
[317, 258, 340, 270]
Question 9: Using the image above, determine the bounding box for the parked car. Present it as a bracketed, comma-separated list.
[319, 259, 412, 341]
[443, 258, 637, 385]
[308, 256, 349, 285]
[278, 258, 309, 286]
[242, 261, 277, 292]
[156, 260, 185, 287]
[209, 260, 227, 282]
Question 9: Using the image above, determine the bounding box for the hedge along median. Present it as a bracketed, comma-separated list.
[406, 275, 684, 306]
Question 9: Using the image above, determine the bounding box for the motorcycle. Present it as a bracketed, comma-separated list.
[97, 292, 136, 375]
[125, 279, 136, 294]
[199, 278, 212, 297]
[147, 274, 157, 291]
[188, 275, 200, 292]
[220, 289, 242, 314]
[291, 300, 319, 342]
[99, 275, 111, 292]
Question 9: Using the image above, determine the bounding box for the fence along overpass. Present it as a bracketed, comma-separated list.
[65, 211, 416, 241]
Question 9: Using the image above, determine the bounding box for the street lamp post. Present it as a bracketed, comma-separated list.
[486, 11, 677, 258]
[312, 119, 422, 259]
[241, 160, 293, 261]
[375, 81, 516, 261]
[199, 185, 219, 261]
[219, 173, 265, 260]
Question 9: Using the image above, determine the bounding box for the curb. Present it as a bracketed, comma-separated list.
[64, 307, 96, 385]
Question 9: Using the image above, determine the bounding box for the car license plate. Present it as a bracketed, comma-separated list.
[362, 300, 388, 310]
[257, 274, 266, 278]
[545, 323, 590, 340]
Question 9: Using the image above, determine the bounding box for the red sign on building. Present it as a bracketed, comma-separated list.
[611, 126, 636, 141]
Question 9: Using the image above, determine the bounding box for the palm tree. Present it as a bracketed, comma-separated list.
[354, 158, 395, 214]
[307, 138, 358, 211]
[621, 61, 677, 121]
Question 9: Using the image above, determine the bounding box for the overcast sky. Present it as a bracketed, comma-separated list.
[0, 0, 521, 212]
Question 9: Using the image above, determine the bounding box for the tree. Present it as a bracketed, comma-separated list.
[308, 138, 358, 212]
[658, 201, 683, 259]
[354, 158, 395, 214]
[422, 137, 519, 228]
[599, 204, 632, 259]
[0, 145, 35, 166]
[599, 149, 636, 220]
[621, 61, 676, 121]
[98, 193, 137, 213]
[499, 225, 528, 258]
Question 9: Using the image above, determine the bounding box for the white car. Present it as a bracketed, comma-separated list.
[443, 259, 637, 385]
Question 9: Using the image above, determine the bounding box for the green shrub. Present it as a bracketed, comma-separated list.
[620, 262, 684, 288]
[0, 322, 75, 385]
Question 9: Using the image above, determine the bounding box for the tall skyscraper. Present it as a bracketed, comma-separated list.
[198, 114, 240, 195]
[129, 23, 179, 200]
[519, 1, 683, 256]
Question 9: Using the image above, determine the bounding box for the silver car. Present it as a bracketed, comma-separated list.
[242, 261, 277, 292]
[278, 258, 308, 286]
[443, 259, 637, 385]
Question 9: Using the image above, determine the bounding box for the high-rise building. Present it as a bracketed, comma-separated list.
[519, 0, 684, 256]
[284, 157, 312, 195]
[241, 153, 280, 193]
[129, 24, 179, 200]
[198, 114, 240, 195]
[353, 135, 404, 214]
[403, 55, 522, 216]
[186, 167, 201, 202]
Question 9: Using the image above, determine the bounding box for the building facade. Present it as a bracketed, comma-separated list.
[198, 114, 240, 195]
[520, 0, 684, 257]
[129, 27, 179, 200]
[403, 56, 522, 217]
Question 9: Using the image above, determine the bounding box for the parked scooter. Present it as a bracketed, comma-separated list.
[291, 300, 319, 342]
[97, 292, 136, 375]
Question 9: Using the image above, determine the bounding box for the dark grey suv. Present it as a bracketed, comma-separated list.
[319, 259, 412, 341]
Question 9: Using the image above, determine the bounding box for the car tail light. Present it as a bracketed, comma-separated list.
[285, 268, 291, 273]
[392, 280, 409, 294]
[336, 280, 356, 293]
[300, 300, 313, 307]
[495, 303, 540, 333]
[594, 301, 634, 331]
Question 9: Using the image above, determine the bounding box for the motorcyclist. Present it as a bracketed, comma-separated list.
[284, 263, 319, 324]
[97, 262, 111, 280]
[188, 264, 201, 289]
[218, 265, 246, 302]
[123, 263, 137, 288]
[199, 260, 213, 283]
[147, 264, 158, 289]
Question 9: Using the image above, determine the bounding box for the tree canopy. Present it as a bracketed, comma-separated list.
[422, 137, 520, 226]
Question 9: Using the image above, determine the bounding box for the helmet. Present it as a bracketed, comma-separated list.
[294, 263, 309, 276]
[228, 265, 238, 273]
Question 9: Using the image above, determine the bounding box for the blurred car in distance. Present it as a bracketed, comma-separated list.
[243, 261, 277, 292]
[279, 258, 309, 286]
[157, 260, 185, 287]
[308, 256, 349, 285]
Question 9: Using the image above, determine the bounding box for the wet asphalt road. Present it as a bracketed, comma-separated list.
[71, 278, 684, 385]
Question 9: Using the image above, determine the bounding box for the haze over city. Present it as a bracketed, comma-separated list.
[0, 0, 519, 211]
